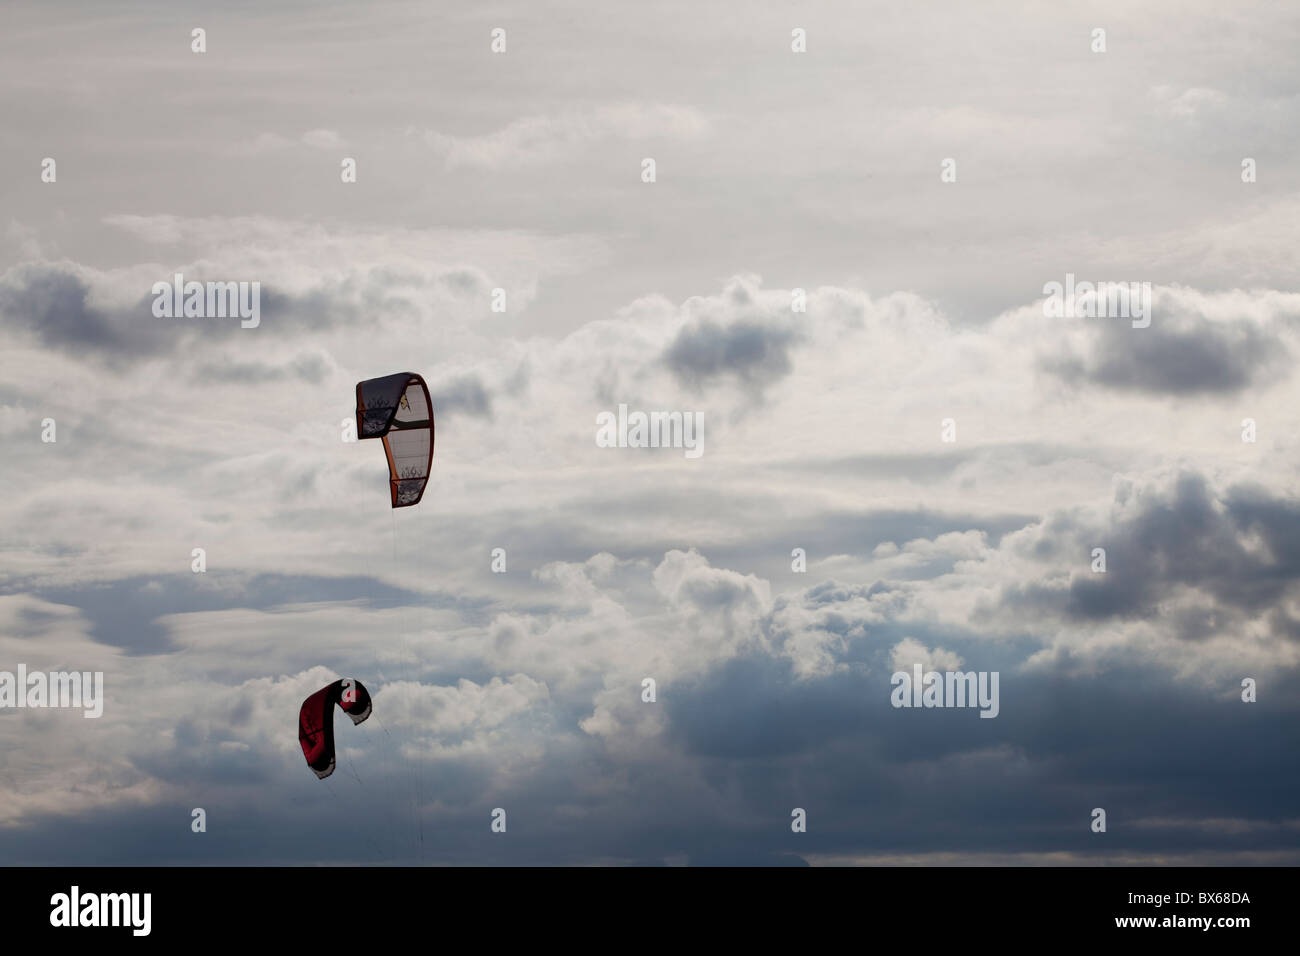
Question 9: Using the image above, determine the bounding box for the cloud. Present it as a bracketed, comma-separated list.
[982, 472, 1300, 679]
[194, 352, 332, 384]
[0, 264, 159, 359]
[890, 637, 964, 673]
[2, 523, 1298, 862]
[301, 129, 347, 150]
[664, 318, 800, 394]
[423, 103, 710, 169]
[5, 0, 1300, 864]
[429, 373, 493, 420]
[1042, 295, 1289, 395]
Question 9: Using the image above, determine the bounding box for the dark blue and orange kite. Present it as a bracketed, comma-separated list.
[355, 372, 434, 508]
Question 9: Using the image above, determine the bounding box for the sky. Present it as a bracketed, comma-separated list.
[0, 0, 1298, 865]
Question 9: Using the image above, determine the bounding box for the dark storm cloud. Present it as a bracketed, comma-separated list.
[233, 285, 358, 333]
[1043, 310, 1287, 396]
[0, 264, 378, 363]
[430, 373, 494, 420]
[0, 264, 160, 358]
[2, 543, 1298, 865]
[999, 472, 1300, 641]
[1222, 482, 1300, 574]
[658, 650, 1300, 862]
[9, 647, 1292, 866]
[663, 318, 801, 392]
[22, 573, 446, 655]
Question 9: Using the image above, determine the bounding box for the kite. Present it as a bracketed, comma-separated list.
[298, 677, 373, 779]
[355, 372, 434, 507]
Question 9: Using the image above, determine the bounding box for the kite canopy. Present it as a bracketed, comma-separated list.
[355, 372, 434, 508]
[298, 678, 373, 779]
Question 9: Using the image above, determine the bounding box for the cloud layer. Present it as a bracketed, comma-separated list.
[1, 0, 1298, 865]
